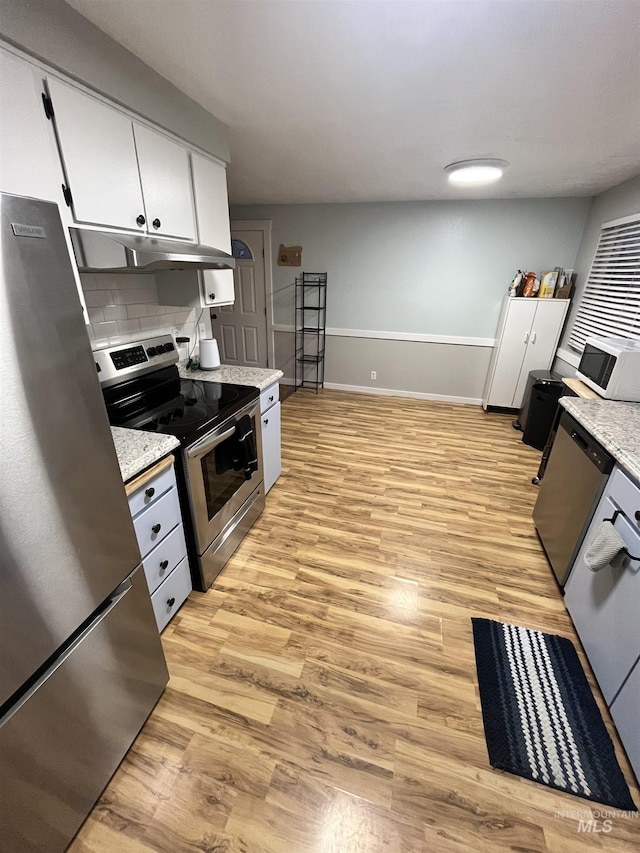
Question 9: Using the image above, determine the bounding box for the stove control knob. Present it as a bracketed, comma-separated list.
[165, 342, 175, 351]
[147, 346, 157, 357]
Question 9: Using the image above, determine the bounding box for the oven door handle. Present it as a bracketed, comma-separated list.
[187, 424, 237, 460]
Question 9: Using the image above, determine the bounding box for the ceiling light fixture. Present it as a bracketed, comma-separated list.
[445, 159, 509, 185]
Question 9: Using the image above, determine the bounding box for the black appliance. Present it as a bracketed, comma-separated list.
[514, 370, 564, 451]
[94, 334, 264, 591]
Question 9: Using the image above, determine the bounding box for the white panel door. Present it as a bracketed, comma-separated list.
[47, 78, 146, 231]
[261, 401, 281, 494]
[514, 301, 568, 407]
[133, 123, 195, 240]
[0, 50, 62, 204]
[211, 229, 268, 366]
[487, 300, 537, 408]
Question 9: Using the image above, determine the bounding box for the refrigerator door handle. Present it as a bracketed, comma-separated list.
[1, 578, 133, 726]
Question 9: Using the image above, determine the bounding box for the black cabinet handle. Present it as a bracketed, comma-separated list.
[635, 510, 640, 522]
[264, 418, 269, 426]
[167, 597, 176, 607]
[269, 395, 274, 403]
[152, 523, 162, 535]
[145, 487, 155, 498]
[152, 218, 161, 229]
[209, 293, 216, 301]
[136, 214, 146, 226]
[159, 560, 169, 571]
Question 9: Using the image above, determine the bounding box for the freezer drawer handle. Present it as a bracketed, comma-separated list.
[604, 510, 640, 561]
[152, 523, 162, 535]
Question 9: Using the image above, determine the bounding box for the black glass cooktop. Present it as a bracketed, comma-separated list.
[103, 365, 258, 445]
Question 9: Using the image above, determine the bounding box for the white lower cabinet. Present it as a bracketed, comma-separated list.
[609, 656, 640, 782]
[126, 455, 191, 631]
[482, 297, 569, 410]
[260, 382, 282, 493]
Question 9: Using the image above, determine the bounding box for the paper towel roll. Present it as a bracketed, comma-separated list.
[199, 338, 221, 370]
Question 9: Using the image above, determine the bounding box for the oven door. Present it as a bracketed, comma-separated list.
[184, 398, 263, 554]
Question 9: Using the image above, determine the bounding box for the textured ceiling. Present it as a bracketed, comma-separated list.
[64, 0, 640, 204]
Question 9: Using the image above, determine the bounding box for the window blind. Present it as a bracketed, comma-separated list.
[567, 213, 640, 352]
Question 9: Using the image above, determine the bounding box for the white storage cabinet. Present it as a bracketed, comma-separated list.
[482, 298, 569, 410]
[564, 464, 640, 781]
[0, 49, 88, 323]
[126, 455, 191, 632]
[46, 78, 195, 239]
[260, 382, 281, 494]
[156, 153, 235, 308]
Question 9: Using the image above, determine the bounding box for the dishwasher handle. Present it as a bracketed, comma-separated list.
[570, 429, 588, 452]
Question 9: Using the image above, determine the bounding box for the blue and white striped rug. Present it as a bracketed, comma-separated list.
[472, 618, 637, 810]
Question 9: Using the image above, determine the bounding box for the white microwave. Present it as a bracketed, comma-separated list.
[576, 336, 640, 400]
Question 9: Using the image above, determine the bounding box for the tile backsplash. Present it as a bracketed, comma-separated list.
[82, 273, 198, 349]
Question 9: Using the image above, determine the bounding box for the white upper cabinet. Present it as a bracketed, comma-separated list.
[47, 78, 146, 232]
[47, 79, 195, 240]
[132, 124, 195, 240]
[0, 49, 63, 205]
[191, 152, 234, 306]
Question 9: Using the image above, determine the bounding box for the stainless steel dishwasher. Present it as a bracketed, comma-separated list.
[533, 410, 614, 586]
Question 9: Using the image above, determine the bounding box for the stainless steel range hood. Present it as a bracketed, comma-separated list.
[69, 228, 235, 272]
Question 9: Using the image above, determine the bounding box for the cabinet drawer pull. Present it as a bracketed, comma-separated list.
[264, 418, 268, 426]
[167, 597, 176, 607]
[635, 510, 640, 522]
[269, 395, 274, 403]
[145, 487, 155, 498]
[159, 560, 169, 571]
[152, 218, 161, 229]
[152, 523, 162, 535]
[136, 214, 146, 227]
[209, 293, 216, 301]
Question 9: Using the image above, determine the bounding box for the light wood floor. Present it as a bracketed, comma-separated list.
[71, 390, 639, 852]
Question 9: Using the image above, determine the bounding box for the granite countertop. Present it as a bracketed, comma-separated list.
[560, 397, 640, 483]
[178, 361, 283, 391]
[111, 426, 180, 483]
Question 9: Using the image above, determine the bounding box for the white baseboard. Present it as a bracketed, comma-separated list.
[323, 381, 481, 405]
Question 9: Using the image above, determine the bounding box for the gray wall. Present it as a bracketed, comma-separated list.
[0, 0, 229, 161]
[233, 199, 590, 401]
[555, 173, 640, 374]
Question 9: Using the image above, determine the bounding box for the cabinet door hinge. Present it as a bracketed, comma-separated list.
[41, 93, 54, 120]
[61, 184, 73, 207]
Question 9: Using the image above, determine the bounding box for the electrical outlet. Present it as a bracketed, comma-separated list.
[198, 322, 207, 337]
[370, 370, 377, 380]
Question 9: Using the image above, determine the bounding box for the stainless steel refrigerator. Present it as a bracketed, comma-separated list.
[0, 193, 169, 851]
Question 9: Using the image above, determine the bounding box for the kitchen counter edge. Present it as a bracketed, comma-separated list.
[560, 397, 640, 483]
[111, 426, 181, 483]
[178, 361, 283, 391]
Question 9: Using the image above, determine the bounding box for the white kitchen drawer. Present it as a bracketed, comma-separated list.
[260, 382, 279, 415]
[151, 557, 191, 631]
[127, 462, 176, 518]
[133, 486, 181, 558]
[142, 523, 187, 594]
[607, 466, 640, 529]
